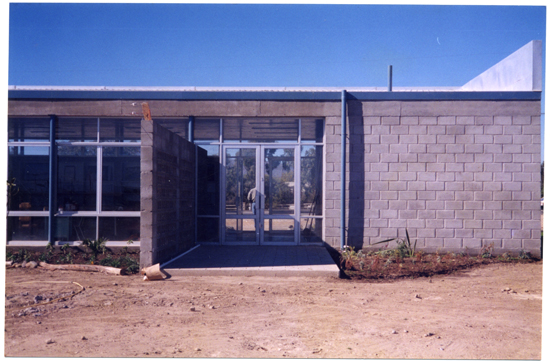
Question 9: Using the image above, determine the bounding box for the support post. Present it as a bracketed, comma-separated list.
[388, 65, 393, 92]
[188, 116, 194, 143]
[341, 90, 347, 250]
[48, 114, 57, 245]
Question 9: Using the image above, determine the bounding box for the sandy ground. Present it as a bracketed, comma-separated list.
[3, 261, 543, 359]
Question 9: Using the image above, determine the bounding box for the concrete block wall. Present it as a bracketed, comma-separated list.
[140, 119, 196, 268]
[325, 100, 542, 257]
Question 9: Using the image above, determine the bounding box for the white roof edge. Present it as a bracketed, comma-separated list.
[8, 85, 465, 92]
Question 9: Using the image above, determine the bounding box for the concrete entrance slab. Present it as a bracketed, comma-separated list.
[161, 245, 341, 278]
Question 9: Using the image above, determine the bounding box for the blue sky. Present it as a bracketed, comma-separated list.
[7, 3, 546, 88]
[5, 2, 547, 158]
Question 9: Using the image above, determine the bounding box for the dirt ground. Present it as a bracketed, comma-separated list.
[3, 261, 543, 359]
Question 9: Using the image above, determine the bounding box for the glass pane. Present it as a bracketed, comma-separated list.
[197, 217, 219, 242]
[156, 118, 189, 140]
[9, 117, 50, 142]
[7, 217, 48, 241]
[225, 218, 256, 242]
[263, 219, 295, 243]
[197, 145, 220, 215]
[301, 145, 323, 216]
[264, 148, 294, 215]
[102, 147, 141, 211]
[8, 146, 50, 211]
[100, 118, 141, 142]
[99, 217, 140, 241]
[300, 218, 323, 243]
[56, 118, 98, 142]
[55, 217, 96, 241]
[301, 118, 324, 143]
[195, 119, 220, 141]
[224, 118, 298, 143]
[225, 148, 256, 215]
[57, 146, 97, 211]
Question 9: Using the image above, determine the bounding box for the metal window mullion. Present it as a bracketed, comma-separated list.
[48, 115, 57, 245]
[295, 144, 300, 245]
[96, 146, 102, 240]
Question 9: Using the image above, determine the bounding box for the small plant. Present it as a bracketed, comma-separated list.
[480, 243, 495, 259]
[82, 237, 108, 261]
[341, 245, 358, 270]
[121, 256, 139, 274]
[39, 244, 54, 262]
[519, 250, 531, 260]
[373, 229, 417, 258]
[99, 254, 121, 268]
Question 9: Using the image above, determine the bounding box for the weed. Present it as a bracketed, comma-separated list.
[120, 255, 139, 274]
[82, 237, 108, 260]
[99, 255, 121, 268]
[519, 250, 531, 260]
[480, 243, 495, 259]
[373, 229, 417, 258]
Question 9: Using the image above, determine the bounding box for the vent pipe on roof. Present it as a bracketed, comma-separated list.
[341, 90, 347, 250]
[388, 65, 393, 92]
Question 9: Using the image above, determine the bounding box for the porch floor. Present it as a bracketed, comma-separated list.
[161, 244, 341, 278]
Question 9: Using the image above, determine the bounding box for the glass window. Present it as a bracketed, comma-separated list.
[301, 145, 323, 216]
[156, 118, 190, 140]
[197, 145, 220, 215]
[8, 146, 50, 211]
[8, 117, 50, 142]
[301, 118, 324, 143]
[223, 118, 299, 143]
[56, 118, 98, 142]
[225, 218, 256, 242]
[300, 218, 323, 243]
[100, 118, 141, 142]
[263, 219, 295, 242]
[102, 147, 141, 211]
[7, 217, 48, 241]
[55, 217, 96, 241]
[197, 217, 219, 243]
[194, 119, 220, 141]
[264, 148, 294, 215]
[225, 148, 256, 215]
[99, 217, 140, 241]
[57, 146, 97, 211]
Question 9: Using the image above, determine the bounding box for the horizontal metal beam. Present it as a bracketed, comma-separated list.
[8, 89, 541, 102]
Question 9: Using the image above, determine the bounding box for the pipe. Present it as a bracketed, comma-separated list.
[188, 115, 194, 142]
[388, 65, 393, 92]
[341, 90, 347, 250]
[48, 114, 57, 245]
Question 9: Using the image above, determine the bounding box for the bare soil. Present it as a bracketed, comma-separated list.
[4, 255, 543, 359]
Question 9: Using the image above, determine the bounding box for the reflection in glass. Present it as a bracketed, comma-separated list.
[56, 118, 98, 142]
[301, 145, 323, 216]
[225, 218, 256, 242]
[225, 148, 256, 215]
[263, 219, 295, 243]
[300, 218, 323, 243]
[301, 118, 324, 143]
[8, 117, 50, 142]
[7, 217, 48, 241]
[264, 148, 294, 215]
[195, 119, 220, 141]
[8, 146, 50, 211]
[102, 147, 140, 211]
[57, 146, 97, 211]
[100, 118, 141, 142]
[55, 217, 96, 241]
[197, 217, 219, 242]
[223, 118, 299, 143]
[156, 118, 189, 140]
[99, 217, 140, 241]
[197, 145, 220, 216]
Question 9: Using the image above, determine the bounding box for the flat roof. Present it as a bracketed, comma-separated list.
[7, 86, 541, 101]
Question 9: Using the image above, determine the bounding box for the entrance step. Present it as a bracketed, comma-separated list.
[161, 245, 340, 278]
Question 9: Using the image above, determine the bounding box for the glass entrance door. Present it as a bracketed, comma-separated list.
[222, 145, 298, 245]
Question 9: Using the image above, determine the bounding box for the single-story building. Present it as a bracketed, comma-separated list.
[7, 40, 543, 266]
